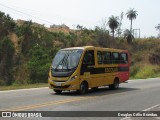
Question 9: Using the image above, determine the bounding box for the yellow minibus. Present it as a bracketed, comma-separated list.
[48, 46, 130, 94]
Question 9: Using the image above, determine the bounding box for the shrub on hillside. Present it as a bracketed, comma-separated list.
[0, 37, 15, 85]
[27, 45, 58, 83]
[149, 48, 160, 65]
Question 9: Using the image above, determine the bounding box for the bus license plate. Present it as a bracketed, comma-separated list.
[55, 82, 61, 86]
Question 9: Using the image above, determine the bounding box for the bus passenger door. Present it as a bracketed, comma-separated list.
[80, 50, 95, 88]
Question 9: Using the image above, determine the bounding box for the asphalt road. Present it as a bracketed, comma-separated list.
[0, 78, 160, 120]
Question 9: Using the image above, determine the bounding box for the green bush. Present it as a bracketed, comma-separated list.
[130, 65, 140, 78]
[132, 65, 160, 79]
[27, 45, 57, 83]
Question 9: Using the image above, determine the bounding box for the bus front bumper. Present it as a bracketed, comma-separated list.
[48, 79, 79, 91]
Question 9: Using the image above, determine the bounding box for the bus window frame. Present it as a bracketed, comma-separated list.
[103, 51, 112, 64]
[97, 51, 103, 64]
[82, 50, 95, 66]
[112, 52, 120, 64]
[120, 52, 128, 64]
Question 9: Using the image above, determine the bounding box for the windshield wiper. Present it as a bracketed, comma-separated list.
[54, 55, 66, 70]
[55, 54, 69, 71]
[62, 54, 69, 70]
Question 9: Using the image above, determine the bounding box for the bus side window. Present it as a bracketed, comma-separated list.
[112, 52, 120, 64]
[82, 50, 95, 65]
[97, 51, 103, 64]
[120, 53, 128, 64]
[104, 51, 112, 64]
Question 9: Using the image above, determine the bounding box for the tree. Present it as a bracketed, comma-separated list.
[16, 20, 35, 54]
[155, 24, 160, 38]
[108, 15, 119, 38]
[27, 45, 57, 83]
[0, 11, 16, 85]
[76, 24, 84, 30]
[0, 11, 16, 39]
[0, 37, 15, 85]
[94, 26, 111, 47]
[123, 29, 134, 44]
[126, 8, 138, 32]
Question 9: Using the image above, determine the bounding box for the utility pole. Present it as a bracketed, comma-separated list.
[133, 28, 140, 38]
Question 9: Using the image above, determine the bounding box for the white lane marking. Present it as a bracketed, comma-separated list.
[143, 104, 160, 120]
[143, 104, 160, 111]
[120, 104, 160, 120]
[0, 87, 48, 93]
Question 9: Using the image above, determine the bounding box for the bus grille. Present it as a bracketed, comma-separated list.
[53, 85, 70, 88]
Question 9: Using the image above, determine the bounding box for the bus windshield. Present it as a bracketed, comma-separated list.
[52, 49, 83, 70]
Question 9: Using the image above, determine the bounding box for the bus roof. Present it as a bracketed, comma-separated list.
[61, 46, 128, 52]
[61, 46, 94, 50]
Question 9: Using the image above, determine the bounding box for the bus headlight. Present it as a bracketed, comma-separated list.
[68, 75, 78, 82]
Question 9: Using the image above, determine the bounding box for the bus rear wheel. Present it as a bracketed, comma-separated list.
[54, 90, 62, 94]
[77, 82, 88, 94]
[109, 79, 119, 90]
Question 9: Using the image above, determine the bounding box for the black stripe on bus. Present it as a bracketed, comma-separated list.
[80, 66, 129, 75]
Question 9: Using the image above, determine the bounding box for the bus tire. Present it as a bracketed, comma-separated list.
[77, 82, 88, 94]
[54, 90, 62, 94]
[109, 79, 119, 90]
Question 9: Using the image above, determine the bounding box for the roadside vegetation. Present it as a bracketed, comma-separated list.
[0, 9, 160, 89]
[0, 83, 48, 91]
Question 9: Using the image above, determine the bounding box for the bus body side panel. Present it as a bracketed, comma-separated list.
[92, 48, 116, 87]
[104, 64, 118, 85]
[118, 64, 129, 83]
[119, 51, 130, 83]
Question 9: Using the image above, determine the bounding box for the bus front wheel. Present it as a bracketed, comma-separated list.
[77, 82, 88, 94]
[54, 90, 62, 94]
[109, 79, 119, 90]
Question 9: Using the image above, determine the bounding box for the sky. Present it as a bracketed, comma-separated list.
[0, 0, 160, 38]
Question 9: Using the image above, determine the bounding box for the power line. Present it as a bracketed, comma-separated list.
[0, 3, 53, 25]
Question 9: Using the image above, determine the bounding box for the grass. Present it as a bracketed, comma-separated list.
[130, 64, 160, 79]
[0, 83, 48, 91]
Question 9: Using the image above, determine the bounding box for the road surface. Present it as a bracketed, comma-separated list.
[0, 78, 160, 120]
